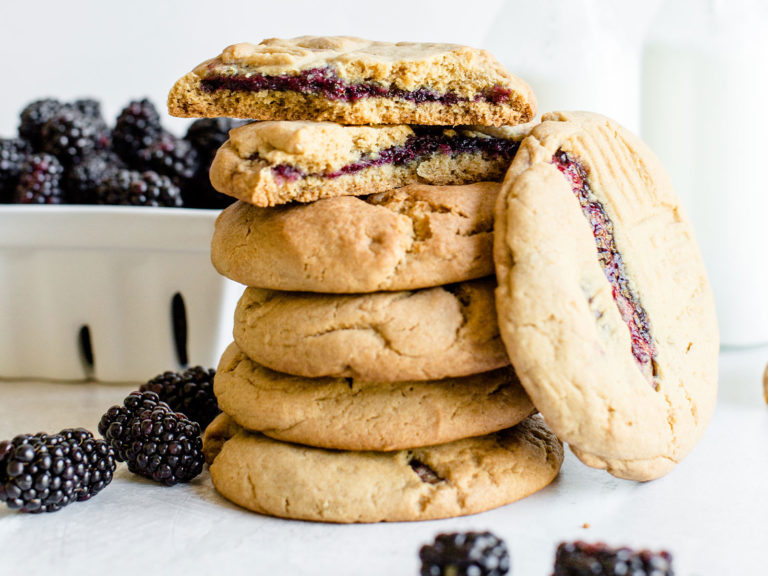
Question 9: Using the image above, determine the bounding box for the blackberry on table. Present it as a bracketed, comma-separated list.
[96, 169, 183, 207]
[60, 428, 116, 501]
[137, 131, 199, 183]
[41, 107, 110, 166]
[139, 366, 219, 430]
[112, 98, 163, 165]
[0, 137, 32, 202]
[98, 391, 204, 485]
[420, 532, 510, 576]
[0, 432, 87, 513]
[18, 98, 65, 150]
[14, 153, 64, 204]
[553, 541, 675, 576]
[66, 151, 124, 204]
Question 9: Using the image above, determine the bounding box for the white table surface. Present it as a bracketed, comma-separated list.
[1, 346, 766, 576]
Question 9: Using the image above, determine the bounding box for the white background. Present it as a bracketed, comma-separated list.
[0, 0, 662, 137]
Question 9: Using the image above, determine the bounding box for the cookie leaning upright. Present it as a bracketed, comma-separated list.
[168, 36, 536, 126]
[493, 111, 719, 481]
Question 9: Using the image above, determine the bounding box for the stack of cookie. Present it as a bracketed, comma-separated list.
[169, 36, 564, 522]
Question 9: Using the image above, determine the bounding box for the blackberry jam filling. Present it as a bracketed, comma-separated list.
[267, 127, 520, 182]
[409, 458, 443, 484]
[553, 150, 658, 385]
[200, 66, 512, 104]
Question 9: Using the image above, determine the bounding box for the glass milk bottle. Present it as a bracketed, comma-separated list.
[642, 0, 768, 346]
[484, 0, 656, 133]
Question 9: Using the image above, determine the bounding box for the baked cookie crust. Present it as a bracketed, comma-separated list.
[493, 111, 719, 481]
[213, 342, 533, 451]
[168, 36, 536, 126]
[233, 278, 508, 381]
[206, 415, 562, 523]
[211, 182, 499, 293]
[209, 121, 529, 206]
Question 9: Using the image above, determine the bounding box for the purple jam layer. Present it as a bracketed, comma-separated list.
[553, 150, 658, 384]
[200, 66, 512, 104]
[268, 127, 520, 183]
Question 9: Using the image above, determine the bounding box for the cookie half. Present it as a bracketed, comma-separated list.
[214, 342, 533, 451]
[211, 182, 499, 292]
[234, 278, 508, 382]
[206, 415, 563, 523]
[494, 111, 718, 481]
[209, 121, 528, 206]
[168, 36, 536, 127]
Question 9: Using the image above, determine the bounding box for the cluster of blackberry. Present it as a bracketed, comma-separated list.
[0, 97, 243, 207]
[0, 428, 115, 513]
[419, 533, 675, 576]
[97, 366, 217, 486]
[1, 365, 217, 514]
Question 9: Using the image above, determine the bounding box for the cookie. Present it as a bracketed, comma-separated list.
[202, 412, 242, 465]
[763, 362, 768, 404]
[213, 342, 533, 451]
[206, 415, 563, 523]
[233, 278, 508, 381]
[211, 182, 499, 292]
[493, 111, 719, 481]
[209, 121, 529, 206]
[168, 36, 536, 127]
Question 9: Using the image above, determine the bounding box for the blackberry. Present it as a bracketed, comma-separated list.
[98, 391, 204, 485]
[41, 107, 110, 166]
[183, 118, 243, 208]
[139, 366, 219, 430]
[72, 98, 105, 122]
[137, 131, 199, 183]
[96, 169, 183, 207]
[420, 532, 510, 576]
[18, 98, 65, 150]
[60, 428, 116, 501]
[14, 153, 64, 204]
[0, 138, 32, 203]
[185, 118, 244, 157]
[112, 98, 163, 165]
[66, 151, 124, 204]
[0, 432, 87, 513]
[553, 541, 675, 576]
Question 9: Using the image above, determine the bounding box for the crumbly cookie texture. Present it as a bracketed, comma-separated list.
[494, 110, 719, 482]
[167, 36, 536, 126]
[233, 278, 508, 381]
[213, 342, 533, 451]
[206, 414, 562, 523]
[211, 182, 499, 292]
[209, 121, 530, 206]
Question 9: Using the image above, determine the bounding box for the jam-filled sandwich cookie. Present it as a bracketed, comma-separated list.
[211, 182, 499, 293]
[208, 121, 529, 207]
[204, 414, 562, 523]
[213, 342, 533, 452]
[233, 279, 507, 382]
[168, 36, 536, 127]
[493, 111, 719, 481]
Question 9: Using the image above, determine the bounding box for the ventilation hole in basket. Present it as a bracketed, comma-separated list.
[78, 324, 95, 378]
[172, 292, 189, 367]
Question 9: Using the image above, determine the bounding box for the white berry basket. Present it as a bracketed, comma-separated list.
[0, 205, 242, 383]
